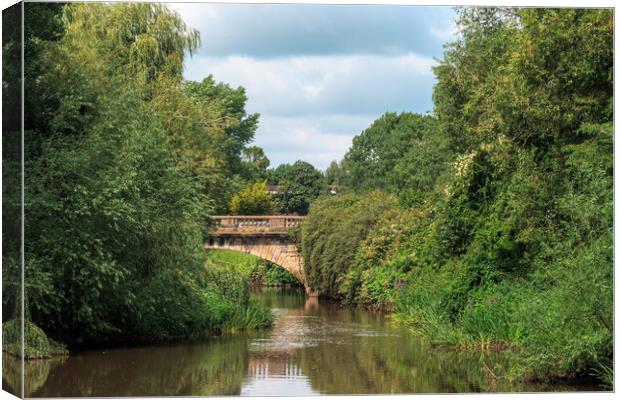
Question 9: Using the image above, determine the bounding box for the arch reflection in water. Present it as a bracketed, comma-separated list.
[249, 356, 303, 378]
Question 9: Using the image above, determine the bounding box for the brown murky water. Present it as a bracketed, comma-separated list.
[5, 288, 600, 396]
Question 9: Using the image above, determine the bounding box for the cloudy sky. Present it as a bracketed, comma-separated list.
[169, 3, 458, 170]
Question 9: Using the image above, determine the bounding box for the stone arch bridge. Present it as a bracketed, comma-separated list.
[204, 216, 315, 294]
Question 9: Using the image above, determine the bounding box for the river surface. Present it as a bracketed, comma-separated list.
[7, 287, 598, 396]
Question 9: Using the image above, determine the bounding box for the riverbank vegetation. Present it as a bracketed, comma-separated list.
[2, 3, 273, 353]
[302, 8, 612, 386]
[1, 2, 612, 390]
[2, 320, 68, 359]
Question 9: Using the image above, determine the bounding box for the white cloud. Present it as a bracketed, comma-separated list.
[169, 3, 220, 29]
[170, 3, 454, 168]
[184, 53, 437, 116]
[429, 20, 461, 43]
[255, 129, 353, 170]
[250, 114, 377, 169]
[302, 83, 325, 100]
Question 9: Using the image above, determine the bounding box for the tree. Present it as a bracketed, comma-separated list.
[20, 2, 269, 345]
[341, 112, 448, 195]
[274, 161, 324, 215]
[268, 163, 290, 185]
[185, 76, 259, 177]
[228, 181, 273, 215]
[242, 146, 270, 181]
[325, 160, 345, 186]
[153, 75, 259, 213]
[3, 2, 66, 321]
[428, 7, 613, 380]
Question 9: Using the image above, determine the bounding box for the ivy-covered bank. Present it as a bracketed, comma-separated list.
[301, 8, 612, 387]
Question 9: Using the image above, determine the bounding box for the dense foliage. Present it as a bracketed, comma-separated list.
[242, 146, 271, 181]
[341, 113, 450, 196]
[3, 3, 272, 347]
[301, 8, 612, 385]
[182, 76, 261, 212]
[301, 192, 396, 297]
[324, 160, 345, 186]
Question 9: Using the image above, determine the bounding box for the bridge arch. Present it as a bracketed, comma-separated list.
[205, 216, 315, 294]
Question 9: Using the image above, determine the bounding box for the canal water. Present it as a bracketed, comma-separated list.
[8, 288, 597, 396]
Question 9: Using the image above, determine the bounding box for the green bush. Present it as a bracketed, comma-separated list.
[262, 263, 301, 287]
[130, 260, 273, 341]
[2, 319, 68, 359]
[228, 181, 273, 215]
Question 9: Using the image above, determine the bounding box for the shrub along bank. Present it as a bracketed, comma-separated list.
[2, 320, 68, 359]
[303, 151, 612, 384]
[301, 191, 398, 302]
[301, 8, 612, 386]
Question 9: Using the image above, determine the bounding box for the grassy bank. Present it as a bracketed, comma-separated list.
[122, 255, 275, 342]
[2, 253, 275, 356]
[205, 250, 302, 287]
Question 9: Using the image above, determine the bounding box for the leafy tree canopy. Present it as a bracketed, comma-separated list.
[325, 160, 345, 186]
[272, 161, 325, 215]
[340, 112, 450, 199]
[229, 181, 273, 215]
[241, 146, 271, 181]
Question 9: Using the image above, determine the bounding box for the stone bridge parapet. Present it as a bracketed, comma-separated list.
[210, 215, 304, 234]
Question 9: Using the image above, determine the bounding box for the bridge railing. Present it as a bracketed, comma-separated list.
[211, 215, 305, 234]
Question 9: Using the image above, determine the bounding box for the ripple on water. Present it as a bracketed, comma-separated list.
[352, 331, 399, 337]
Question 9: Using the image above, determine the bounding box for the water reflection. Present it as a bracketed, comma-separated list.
[24, 288, 596, 396]
[251, 288, 502, 394]
[3, 352, 68, 397]
[28, 337, 249, 397]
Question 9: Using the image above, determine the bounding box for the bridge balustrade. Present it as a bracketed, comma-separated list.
[211, 215, 304, 234]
